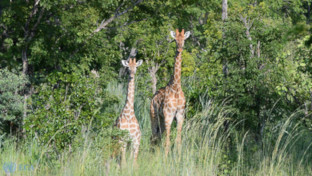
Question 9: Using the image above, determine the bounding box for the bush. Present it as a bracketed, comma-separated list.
[25, 71, 120, 154]
[0, 68, 27, 135]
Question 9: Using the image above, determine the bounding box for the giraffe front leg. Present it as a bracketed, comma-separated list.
[163, 108, 174, 156]
[150, 101, 158, 145]
[175, 108, 185, 153]
[132, 134, 141, 167]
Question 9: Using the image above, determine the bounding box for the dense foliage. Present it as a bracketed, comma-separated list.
[0, 68, 27, 135]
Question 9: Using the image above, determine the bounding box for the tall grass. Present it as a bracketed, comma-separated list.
[1, 82, 312, 175]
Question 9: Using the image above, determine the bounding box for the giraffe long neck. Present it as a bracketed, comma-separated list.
[125, 73, 135, 109]
[172, 51, 182, 89]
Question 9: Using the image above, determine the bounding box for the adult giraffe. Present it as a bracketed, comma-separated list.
[115, 58, 143, 164]
[150, 29, 190, 155]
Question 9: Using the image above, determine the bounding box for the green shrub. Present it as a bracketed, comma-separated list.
[0, 68, 27, 135]
[25, 71, 120, 154]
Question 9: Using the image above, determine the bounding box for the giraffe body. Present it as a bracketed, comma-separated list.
[115, 58, 142, 164]
[150, 29, 190, 155]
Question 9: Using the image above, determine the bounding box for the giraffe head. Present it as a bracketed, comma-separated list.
[121, 58, 143, 75]
[170, 29, 190, 53]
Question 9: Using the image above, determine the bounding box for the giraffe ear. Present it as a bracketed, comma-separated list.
[184, 31, 191, 40]
[170, 31, 176, 39]
[121, 60, 129, 67]
[136, 60, 143, 67]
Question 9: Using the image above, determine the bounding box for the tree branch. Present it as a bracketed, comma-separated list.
[24, 0, 42, 42]
[93, 0, 143, 33]
[70, 0, 143, 58]
[240, 14, 254, 58]
[27, 8, 45, 42]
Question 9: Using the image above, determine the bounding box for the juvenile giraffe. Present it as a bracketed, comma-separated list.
[114, 58, 143, 164]
[150, 29, 190, 155]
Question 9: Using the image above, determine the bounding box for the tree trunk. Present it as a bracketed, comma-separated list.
[22, 48, 28, 76]
[246, 29, 254, 58]
[199, 12, 209, 25]
[222, 0, 228, 21]
[305, 2, 311, 24]
[254, 94, 264, 149]
[240, 15, 254, 58]
[150, 70, 157, 95]
[22, 48, 28, 119]
[148, 64, 159, 95]
[222, 0, 230, 134]
[21, 48, 28, 138]
[222, 0, 228, 77]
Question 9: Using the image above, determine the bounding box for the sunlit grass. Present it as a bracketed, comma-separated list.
[1, 83, 311, 176]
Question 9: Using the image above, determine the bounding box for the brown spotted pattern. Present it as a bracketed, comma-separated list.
[150, 29, 189, 155]
[115, 58, 142, 164]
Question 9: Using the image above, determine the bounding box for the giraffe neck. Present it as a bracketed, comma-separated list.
[171, 51, 182, 89]
[125, 73, 135, 109]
